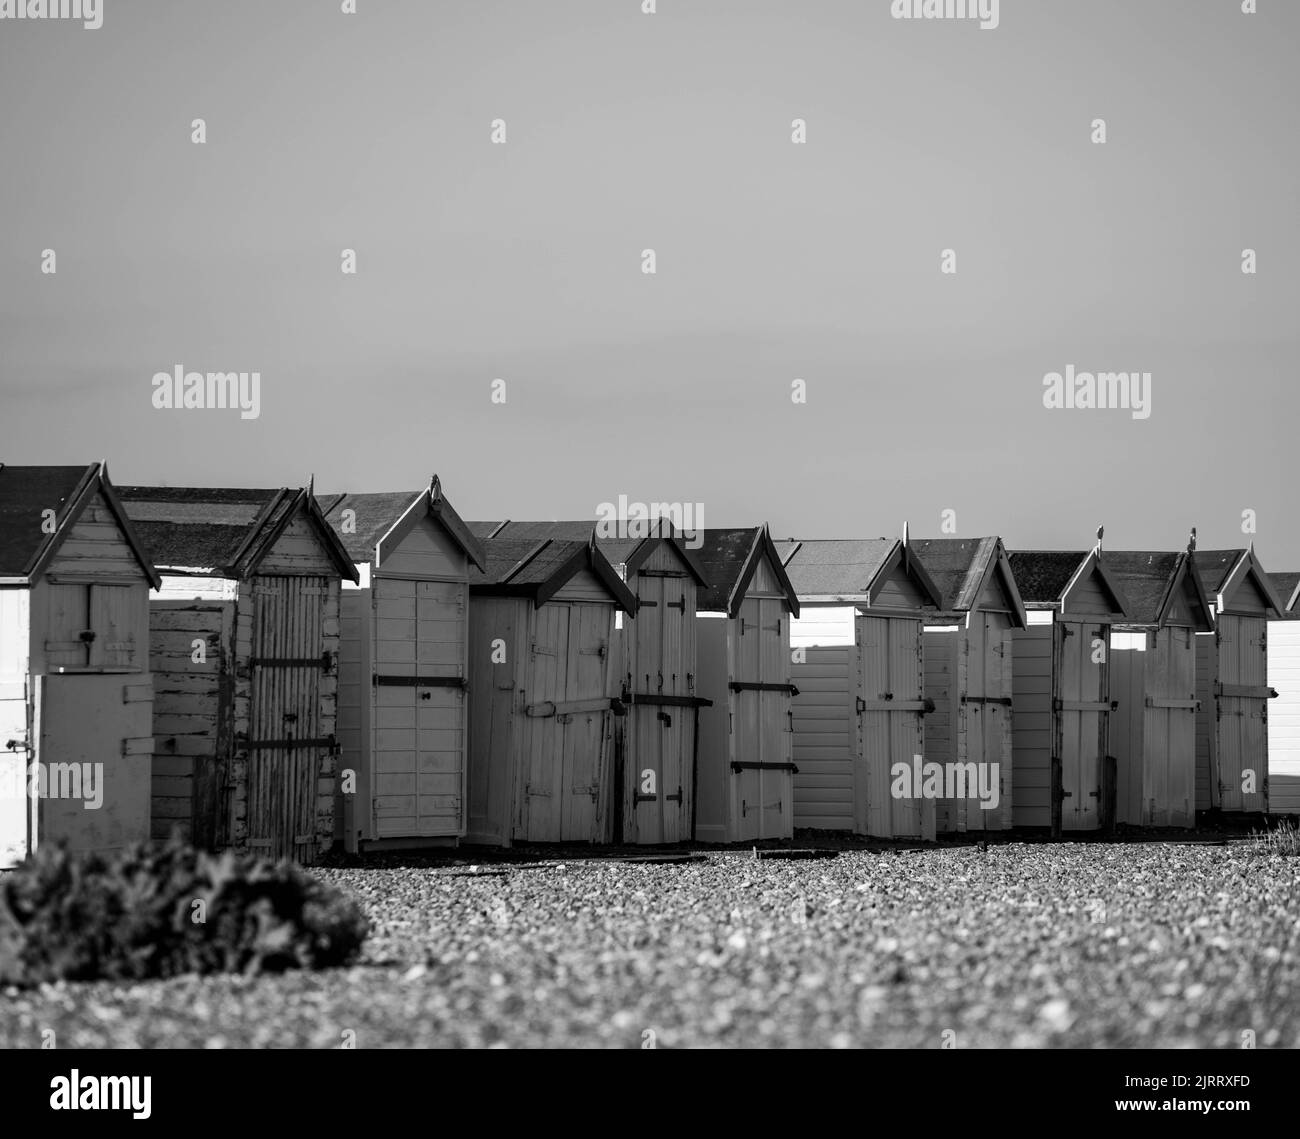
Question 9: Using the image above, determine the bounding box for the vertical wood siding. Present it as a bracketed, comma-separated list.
[1267, 619, 1300, 814]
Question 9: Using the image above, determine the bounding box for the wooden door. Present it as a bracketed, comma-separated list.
[1215, 615, 1270, 812]
[856, 614, 931, 839]
[1055, 620, 1109, 831]
[729, 597, 792, 841]
[372, 577, 467, 838]
[963, 613, 1011, 831]
[33, 672, 153, 854]
[44, 582, 143, 671]
[0, 677, 30, 867]
[1143, 627, 1197, 826]
[520, 604, 569, 841]
[246, 576, 331, 863]
[626, 573, 693, 844]
[561, 603, 610, 840]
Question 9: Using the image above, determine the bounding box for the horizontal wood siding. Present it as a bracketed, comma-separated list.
[255, 515, 340, 576]
[552, 568, 614, 603]
[147, 601, 229, 843]
[790, 606, 855, 647]
[1267, 620, 1300, 814]
[791, 646, 854, 830]
[45, 493, 144, 580]
[1012, 625, 1052, 827]
[379, 514, 467, 578]
[1062, 567, 1118, 616]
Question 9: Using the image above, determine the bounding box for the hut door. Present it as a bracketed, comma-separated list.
[1054, 620, 1109, 831]
[1144, 627, 1197, 826]
[628, 573, 693, 844]
[0, 679, 30, 867]
[32, 673, 153, 854]
[247, 575, 331, 864]
[964, 614, 1010, 831]
[1215, 615, 1270, 812]
[521, 605, 569, 841]
[731, 597, 793, 841]
[856, 614, 930, 839]
[562, 604, 610, 841]
[372, 577, 466, 838]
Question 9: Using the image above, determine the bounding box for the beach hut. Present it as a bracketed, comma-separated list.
[1266, 571, 1300, 816]
[118, 484, 359, 863]
[463, 532, 637, 846]
[910, 537, 1027, 834]
[1104, 549, 1215, 828]
[0, 463, 160, 867]
[1008, 541, 1134, 833]
[1191, 548, 1285, 814]
[694, 526, 800, 843]
[468, 519, 709, 845]
[318, 479, 485, 852]
[781, 534, 943, 840]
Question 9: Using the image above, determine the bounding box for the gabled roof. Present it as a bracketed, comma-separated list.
[1269, 571, 1300, 616]
[469, 534, 637, 614]
[321, 476, 485, 571]
[1104, 551, 1214, 629]
[1007, 548, 1133, 618]
[466, 518, 706, 586]
[910, 536, 1028, 627]
[695, 526, 799, 616]
[119, 485, 359, 583]
[1193, 548, 1285, 618]
[0, 462, 161, 587]
[778, 537, 943, 613]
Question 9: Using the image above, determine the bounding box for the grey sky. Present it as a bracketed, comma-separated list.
[1, 1, 1295, 564]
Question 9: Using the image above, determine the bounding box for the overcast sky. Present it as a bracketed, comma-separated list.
[1, 1, 1295, 565]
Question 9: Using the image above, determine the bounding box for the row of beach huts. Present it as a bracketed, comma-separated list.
[2, 462, 1299, 867]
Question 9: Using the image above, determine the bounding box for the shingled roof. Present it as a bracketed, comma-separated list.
[1192, 548, 1284, 616]
[320, 478, 485, 571]
[469, 534, 637, 613]
[0, 463, 160, 586]
[694, 527, 798, 615]
[1007, 550, 1089, 605]
[1269, 571, 1300, 615]
[119, 485, 358, 582]
[777, 538, 893, 598]
[1102, 550, 1214, 628]
[466, 519, 706, 585]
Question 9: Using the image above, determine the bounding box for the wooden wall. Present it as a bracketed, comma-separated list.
[1012, 625, 1053, 827]
[790, 646, 854, 831]
[1267, 618, 1300, 815]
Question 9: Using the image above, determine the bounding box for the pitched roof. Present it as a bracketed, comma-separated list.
[1007, 550, 1089, 605]
[0, 463, 160, 586]
[1103, 550, 1213, 627]
[119, 485, 358, 582]
[469, 535, 637, 613]
[1270, 571, 1300, 615]
[1193, 549, 1246, 596]
[694, 527, 799, 615]
[777, 538, 894, 598]
[467, 519, 706, 585]
[320, 478, 485, 570]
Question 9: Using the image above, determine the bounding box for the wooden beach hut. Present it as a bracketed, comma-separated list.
[1008, 541, 1134, 833]
[910, 537, 1027, 834]
[0, 463, 160, 867]
[694, 526, 800, 843]
[318, 479, 485, 852]
[781, 534, 943, 840]
[1266, 571, 1300, 816]
[118, 484, 359, 864]
[463, 532, 637, 846]
[1191, 548, 1285, 814]
[469, 519, 709, 845]
[1104, 549, 1215, 828]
